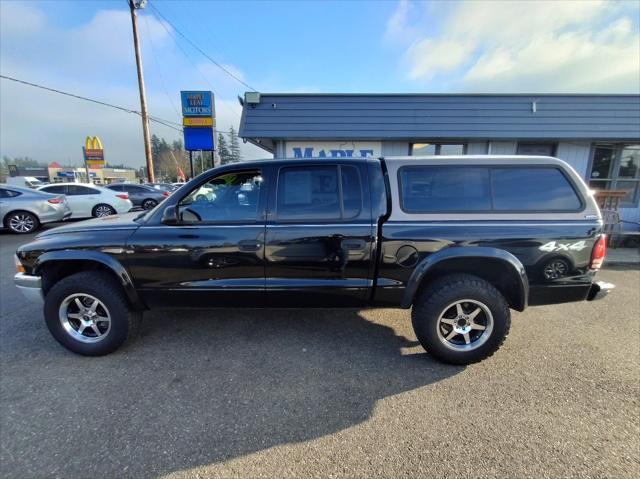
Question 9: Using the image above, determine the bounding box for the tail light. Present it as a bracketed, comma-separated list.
[163, 191, 170, 197]
[116, 194, 129, 200]
[47, 198, 62, 204]
[590, 235, 607, 270]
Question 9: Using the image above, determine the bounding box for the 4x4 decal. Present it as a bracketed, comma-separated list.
[539, 240, 587, 252]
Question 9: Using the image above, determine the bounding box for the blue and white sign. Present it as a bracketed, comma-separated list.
[184, 127, 214, 151]
[286, 141, 381, 159]
[180, 91, 215, 117]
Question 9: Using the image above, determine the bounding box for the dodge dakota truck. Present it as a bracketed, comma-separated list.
[14, 156, 612, 364]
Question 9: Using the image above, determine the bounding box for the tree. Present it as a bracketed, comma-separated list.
[149, 135, 189, 182]
[229, 126, 241, 163]
[218, 133, 231, 165]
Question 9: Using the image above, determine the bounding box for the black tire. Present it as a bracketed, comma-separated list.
[43, 271, 141, 356]
[4, 210, 40, 234]
[141, 199, 157, 210]
[412, 274, 511, 365]
[92, 204, 116, 218]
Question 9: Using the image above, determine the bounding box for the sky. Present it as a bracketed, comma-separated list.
[1, 0, 639, 168]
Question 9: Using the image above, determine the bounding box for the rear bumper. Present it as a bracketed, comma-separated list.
[14, 273, 43, 302]
[587, 281, 615, 301]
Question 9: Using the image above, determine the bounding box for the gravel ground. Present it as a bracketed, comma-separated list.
[1, 226, 638, 478]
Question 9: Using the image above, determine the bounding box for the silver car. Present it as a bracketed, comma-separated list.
[0, 185, 72, 234]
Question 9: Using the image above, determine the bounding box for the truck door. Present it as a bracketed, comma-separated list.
[126, 168, 268, 308]
[264, 162, 375, 307]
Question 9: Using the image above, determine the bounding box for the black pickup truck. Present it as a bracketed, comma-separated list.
[14, 156, 612, 364]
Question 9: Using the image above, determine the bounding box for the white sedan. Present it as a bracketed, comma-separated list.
[38, 183, 133, 218]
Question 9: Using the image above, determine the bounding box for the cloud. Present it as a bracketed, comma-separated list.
[388, 0, 640, 92]
[0, 3, 265, 167]
[407, 39, 472, 80]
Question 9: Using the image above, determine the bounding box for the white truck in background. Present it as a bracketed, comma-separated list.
[5, 176, 45, 188]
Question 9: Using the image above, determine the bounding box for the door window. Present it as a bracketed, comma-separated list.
[589, 144, 640, 205]
[67, 185, 96, 195]
[516, 143, 556, 156]
[276, 165, 362, 221]
[178, 170, 263, 223]
[123, 185, 145, 193]
[410, 143, 466, 155]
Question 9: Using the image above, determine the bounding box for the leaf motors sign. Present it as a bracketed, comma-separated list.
[286, 141, 381, 159]
[180, 91, 215, 117]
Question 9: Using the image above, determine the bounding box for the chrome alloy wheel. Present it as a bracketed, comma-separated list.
[59, 294, 111, 343]
[436, 299, 494, 351]
[142, 199, 157, 210]
[9, 213, 36, 233]
[94, 205, 114, 217]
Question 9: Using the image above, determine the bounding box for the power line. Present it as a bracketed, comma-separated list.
[148, 1, 257, 92]
[145, 6, 241, 121]
[0, 74, 241, 137]
[143, 13, 182, 118]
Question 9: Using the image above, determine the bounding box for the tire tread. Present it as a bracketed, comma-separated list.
[412, 274, 511, 364]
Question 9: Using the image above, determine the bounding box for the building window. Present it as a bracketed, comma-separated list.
[589, 144, 640, 205]
[517, 143, 556, 156]
[410, 143, 466, 156]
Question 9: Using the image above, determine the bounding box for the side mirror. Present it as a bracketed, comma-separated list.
[161, 206, 179, 225]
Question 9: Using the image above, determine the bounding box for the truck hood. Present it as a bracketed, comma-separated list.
[37, 212, 141, 237]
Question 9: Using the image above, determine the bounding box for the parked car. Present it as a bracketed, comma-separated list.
[14, 156, 612, 362]
[1, 185, 71, 234]
[38, 183, 133, 218]
[147, 182, 179, 193]
[106, 183, 169, 210]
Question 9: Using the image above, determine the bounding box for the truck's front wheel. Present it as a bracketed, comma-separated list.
[43, 271, 140, 356]
[412, 274, 511, 365]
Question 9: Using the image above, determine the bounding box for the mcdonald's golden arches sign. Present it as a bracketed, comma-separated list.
[84, 136, 105, 168]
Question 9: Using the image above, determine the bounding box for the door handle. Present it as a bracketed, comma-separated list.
[342, 239, 366, 251]
[238, 240, 261, 251]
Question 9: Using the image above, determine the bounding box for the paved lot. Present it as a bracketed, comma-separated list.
[1, 225, 638, 478]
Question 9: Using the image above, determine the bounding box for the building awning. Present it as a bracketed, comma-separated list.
[239, 93, 640, 151]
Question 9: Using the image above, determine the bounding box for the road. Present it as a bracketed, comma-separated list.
[1, 225, 638, 478]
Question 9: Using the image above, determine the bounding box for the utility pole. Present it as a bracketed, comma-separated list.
[128, 0, 154, 183]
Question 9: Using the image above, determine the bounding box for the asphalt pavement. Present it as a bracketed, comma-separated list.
[1, 224, 638, 478]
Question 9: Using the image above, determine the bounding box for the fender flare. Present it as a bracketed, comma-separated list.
[400, 246, 529, 310]
[33, 250, 145, 309]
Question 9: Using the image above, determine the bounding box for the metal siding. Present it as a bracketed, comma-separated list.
[240, 94, 640, 141]
[555, 141, 592, 178]
[381, 142, 409, 156]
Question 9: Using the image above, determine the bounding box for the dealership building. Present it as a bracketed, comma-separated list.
[239, 93, 640, 229]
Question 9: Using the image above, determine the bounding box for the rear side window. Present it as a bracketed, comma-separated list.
[277, 165, 362, 221]
[399, 167, 491, 212]
[398, 165, 583, 213]
[492, 168, 582, 211]
[0, 188, 21, 198]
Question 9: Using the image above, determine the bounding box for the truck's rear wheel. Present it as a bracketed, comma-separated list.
[412, 274, 510, 365]
[43, 271, 140, 356]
